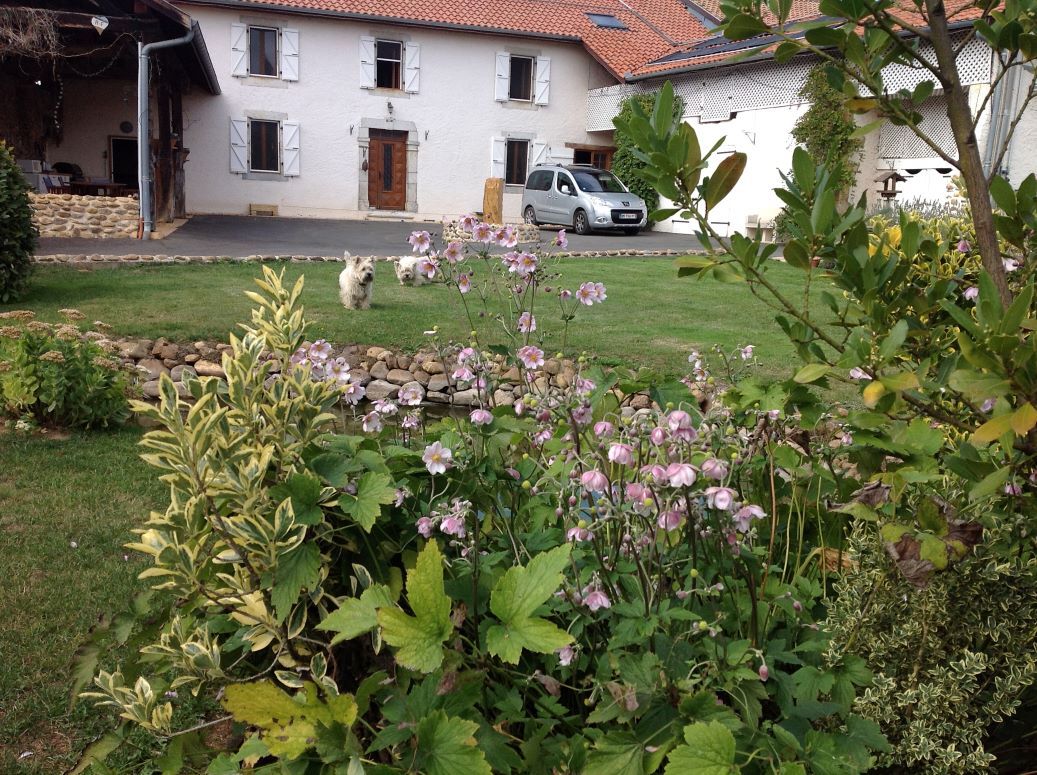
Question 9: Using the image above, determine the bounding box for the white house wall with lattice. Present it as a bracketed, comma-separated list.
[590, 34, 1016, 236]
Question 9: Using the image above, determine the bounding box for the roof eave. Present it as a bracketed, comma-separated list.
[628, 15, 983, 82]
[174, 0, 582, 43]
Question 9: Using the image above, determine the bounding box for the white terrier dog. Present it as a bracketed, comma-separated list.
[338, 252, 376, 309]
[393, 255, 428, 286]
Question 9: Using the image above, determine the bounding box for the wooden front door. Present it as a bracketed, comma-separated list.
[368, 130, 407, 210]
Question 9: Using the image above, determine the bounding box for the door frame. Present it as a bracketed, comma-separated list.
[358, 119, 419, 212]
[108, 135, 138, 188]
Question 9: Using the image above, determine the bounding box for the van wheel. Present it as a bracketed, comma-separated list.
[523, 206, 538, 226]
[623, 227, 641, 236]
[573, 209, 592, 235]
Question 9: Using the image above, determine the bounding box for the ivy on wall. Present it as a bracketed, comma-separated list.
[792, 64, 863, 198]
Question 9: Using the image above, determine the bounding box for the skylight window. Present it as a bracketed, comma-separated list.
[586, 13, 628, 29]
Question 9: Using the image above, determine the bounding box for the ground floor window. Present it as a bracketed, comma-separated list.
[505, 139, 529, 185]
[250, 119, 280, 173]
[572, 147, 614, 170]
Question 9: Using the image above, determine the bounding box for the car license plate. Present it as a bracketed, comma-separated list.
[619, 213, 637, 220]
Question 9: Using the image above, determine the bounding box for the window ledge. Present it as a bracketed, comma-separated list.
[243, 171, 289, 182]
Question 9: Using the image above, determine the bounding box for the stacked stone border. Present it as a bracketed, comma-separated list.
[111, 336, 658, 411]
[30, 193, 139, 239]
[35, 249, 683, 265]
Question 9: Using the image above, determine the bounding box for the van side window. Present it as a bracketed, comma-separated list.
[525, 170, 552, 191]
[556, 173, 574, 193]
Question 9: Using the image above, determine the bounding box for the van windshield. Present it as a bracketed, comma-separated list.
[572, 170, 626, 193]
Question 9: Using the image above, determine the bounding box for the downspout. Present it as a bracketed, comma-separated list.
[138, 24, 195, 237]
[983, 56, 1019, 180]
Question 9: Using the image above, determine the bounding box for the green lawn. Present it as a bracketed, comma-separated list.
[0, 429, 166, 773]
[5, 259, 828, 380]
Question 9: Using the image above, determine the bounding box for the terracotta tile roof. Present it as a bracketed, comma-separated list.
[178, 0, 710, 77]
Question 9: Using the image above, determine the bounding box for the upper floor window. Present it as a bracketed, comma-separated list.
[376, 40, 403, 89]
[508, 55, 533, 101]
[360, 37, 421, 93]
[231, 23, 299, 81]
[249, 26, 278, 77]
[495, 53, 550, 105]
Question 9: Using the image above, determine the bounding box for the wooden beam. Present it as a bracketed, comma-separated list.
[1, 8, 158, 32]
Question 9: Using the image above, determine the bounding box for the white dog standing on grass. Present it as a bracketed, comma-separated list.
[393, 255, 428, 286]
[338, 252, 376, 309]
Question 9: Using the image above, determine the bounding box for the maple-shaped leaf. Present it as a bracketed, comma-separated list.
[316, 583, 395, 645]
[377, 541, 453, 672]
[340, 471, 396, 531]
[270, 472, 326, 526]
[413, 710, 491, 775]
[665, 721, 737, 775]
[271, 542, 321, 623]
[222, 681, 357, 760]
[486, 544, 573, 664]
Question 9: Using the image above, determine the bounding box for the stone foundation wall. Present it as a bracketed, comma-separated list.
[30, 193, 138, 239]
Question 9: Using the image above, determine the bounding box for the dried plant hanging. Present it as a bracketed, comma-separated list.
[0, 7, 61, 60]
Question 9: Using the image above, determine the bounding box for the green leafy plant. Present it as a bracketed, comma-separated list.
[0, 139, 37, 302]
[612, 89, 684, 217]
[616, 70, 1037, 771]
[82, 252, 881, 772]
[0, 309, 131, 428]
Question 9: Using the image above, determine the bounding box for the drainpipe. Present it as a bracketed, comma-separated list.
[138, 24, 195, 237]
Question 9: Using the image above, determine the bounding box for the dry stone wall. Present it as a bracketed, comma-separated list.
[31, 193, 138, 239]
[106, 336, 657, 412]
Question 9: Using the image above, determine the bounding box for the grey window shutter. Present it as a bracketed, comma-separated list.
[230, 118, 247, 173]
[360, 36, 376, 89]
[282, 121, 300, 176]
[404, 42, 420, 93]
[494, 52, 510, 101]
[534, 57, 551, 105]
[231, 23, 248, 77]
[281, 28, 299, 81]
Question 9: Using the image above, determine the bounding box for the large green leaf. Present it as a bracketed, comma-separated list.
[341, 471, 397, 531]
[377, 541, 454, 672]
[486, 544, 573, 664]
[271, 542, 321, 623]
[665, 721, 737, 774]
[584, 733, 645, 775]
[414, 710, 491, 775]
[270, 472, 325, 526]
[704, 153, 747, 211]
[222, 681, 357, 760]
[317, 584, 395, 644]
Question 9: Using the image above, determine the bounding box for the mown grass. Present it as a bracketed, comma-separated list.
[6, 258, 831, 381]
[0, 428, 166, 773]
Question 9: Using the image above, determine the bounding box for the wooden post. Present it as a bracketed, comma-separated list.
[171, 86, 186, 219]
[155, 79, 171, 223]
[483, 177, 504, 225]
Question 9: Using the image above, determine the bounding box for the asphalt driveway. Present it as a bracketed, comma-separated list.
[37, 214, 701, 257]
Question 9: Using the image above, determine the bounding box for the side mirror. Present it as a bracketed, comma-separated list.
[560, 184, 572, 195]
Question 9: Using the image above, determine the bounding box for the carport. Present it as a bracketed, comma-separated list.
[0, 0, 219, 226]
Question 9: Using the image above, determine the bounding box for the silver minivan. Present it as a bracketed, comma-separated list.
[521, 164, 648, 236]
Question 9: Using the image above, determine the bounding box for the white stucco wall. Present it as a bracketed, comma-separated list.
[646, 101, 806, 236]
[45, 78, 142, 180]
[179, 5, 615, 221]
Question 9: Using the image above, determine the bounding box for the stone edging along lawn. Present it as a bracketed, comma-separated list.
[33, 249, 684, 265]
[112, 335, 663, 412]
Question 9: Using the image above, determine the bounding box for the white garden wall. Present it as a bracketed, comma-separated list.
[180, 4, 614, 222]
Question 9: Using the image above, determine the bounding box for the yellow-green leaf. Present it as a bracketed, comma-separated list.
[1011, 402, 1037, 435]
[972, 413, 1015, 444]
[793, 363, 830, 384]
[377, 541, 453, 672]
[862, 380, 887, 407]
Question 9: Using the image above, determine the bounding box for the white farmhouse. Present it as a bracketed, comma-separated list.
[4, 0, 1034, 234]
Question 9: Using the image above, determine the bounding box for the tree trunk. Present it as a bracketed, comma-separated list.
[926, 0, 1012, 306]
